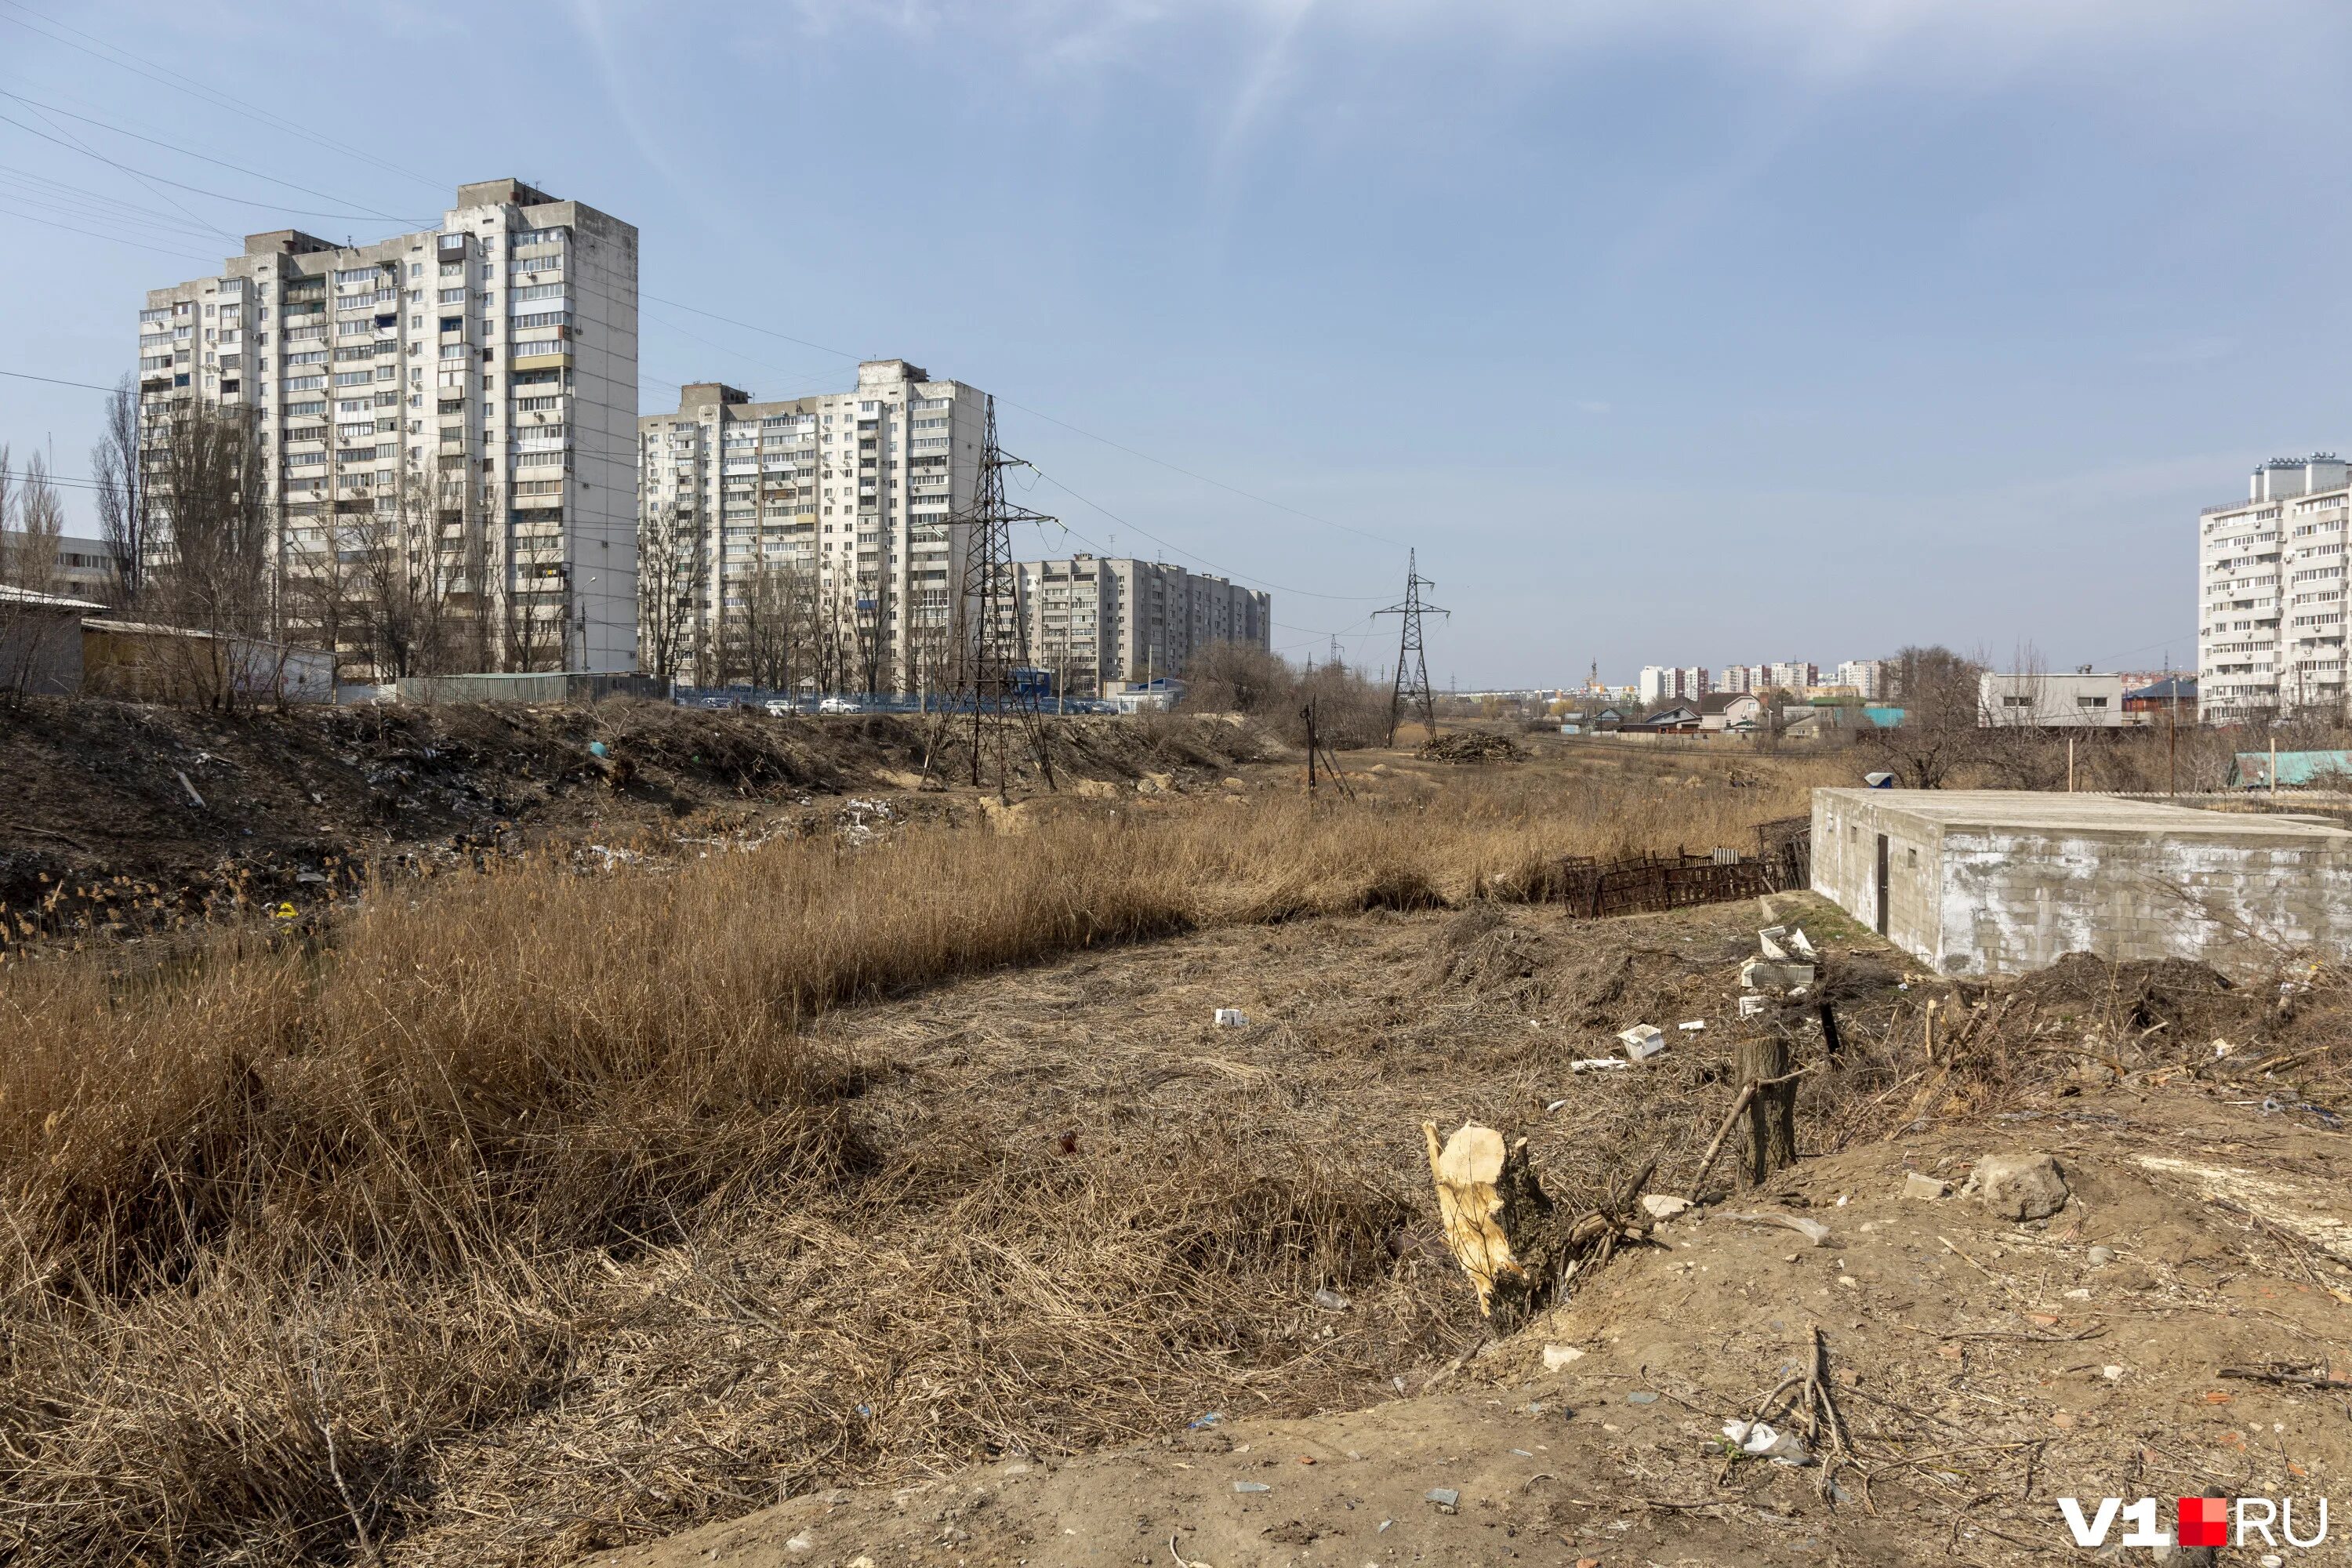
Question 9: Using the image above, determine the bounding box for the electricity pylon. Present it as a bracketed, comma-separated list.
[948, 397, 1058, 799]
[1375, 549, 1446, 746]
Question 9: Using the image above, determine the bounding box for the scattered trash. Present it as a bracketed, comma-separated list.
[1737, 993, 1768, 1019]
[1961, 1151, 2069, 1221]
[1676, 1019, 1706, 1033]
[1425, 1487, 1461, 1513]
[1377, 1519, 1394, 1533]
[1418, 731, 1525, 764]
[1214, 1008, 1249, 1029]
[1543, 1344, 1586, 1370]
[1233, 1480, 1271, 1494]
[1570, 1058, 1628, 1073]
[1740, 959, 1816, 992]
[1901, 1172, 1950, 1200]
[1788, 928, 1816, 958]
[1312, 1288, 1352, 1312]
[588, 740, 609, 758]
[1625, 1391, 1659, 1405]
[1639, 1193, 1690, 1221]
[1757, 925, 1793, 960]
[2087, 1245, 2115, 1267]
[2212, 1038, 2234, 1058]
[1720, 1210, 1833, 1247]
[1545, 1098, 1570, 1112]
[175, 769, 205, 808]
[785, 1534, 815, 1555]
[1617, 1024, 1667, 1062]
[1188, 1413, 1225, 1430]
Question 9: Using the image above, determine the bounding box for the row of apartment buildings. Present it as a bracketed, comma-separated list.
[135, 179, 1270, 696]
[1634, 659, 1885, 706]
[2198, 453, 2350, 722]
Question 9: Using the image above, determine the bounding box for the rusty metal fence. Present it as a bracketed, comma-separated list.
[1547, 816, 1812, 919]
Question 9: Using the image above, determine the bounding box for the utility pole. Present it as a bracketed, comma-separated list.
[1374, 549, 1446, 746]
[946, 396, 1058, 799]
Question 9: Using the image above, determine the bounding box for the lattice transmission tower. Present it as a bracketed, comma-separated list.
[1375, 549, 1447, 746]
[947, 397, 1058, 798]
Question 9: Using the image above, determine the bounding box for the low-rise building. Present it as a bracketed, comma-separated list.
[1978, 671, 2131, 728]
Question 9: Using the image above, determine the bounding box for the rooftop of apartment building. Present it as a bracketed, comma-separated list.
[2203, 452, 2349, 514]
[651, 364, 945, 422]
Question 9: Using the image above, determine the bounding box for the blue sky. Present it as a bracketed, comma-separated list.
[4, 0, 2349, 686]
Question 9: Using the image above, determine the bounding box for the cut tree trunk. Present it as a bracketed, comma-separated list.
[1738, 1031, 1798, 1185]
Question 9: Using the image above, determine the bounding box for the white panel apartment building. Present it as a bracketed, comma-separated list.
[1014, 554, 1271, 698]
[637, 361, 985, 694]
[2199, 454, 2350, 721]
[138, 178, 638, 671]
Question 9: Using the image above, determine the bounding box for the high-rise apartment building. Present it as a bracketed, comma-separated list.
[2199, 453, 2349, 721]
[1636, 666, 1709, 706]
[138, 178, 639, 672]
[637, 361, 985, 694]
[1835, 659, 1884, 699]
[1012, 554, 1271, 698]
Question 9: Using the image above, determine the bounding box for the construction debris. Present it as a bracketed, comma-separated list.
[1617, 1023, 1667, 1061]
[1212, 1007, 1249, 1029]
[1416, 731, 1525, 764]
[1901, 1172, 1951, 1200]
[1740, 958, 1817, 992]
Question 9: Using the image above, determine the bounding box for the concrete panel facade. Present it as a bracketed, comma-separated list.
[1812, 788, 2352, 978]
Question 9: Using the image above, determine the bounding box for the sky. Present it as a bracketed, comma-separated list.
[5, 0, 2351, 688]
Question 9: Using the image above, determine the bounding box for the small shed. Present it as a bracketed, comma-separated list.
[82, 619, 333, 705]
[0, 585, 107, 695]
[1811, 787, 2352, 978]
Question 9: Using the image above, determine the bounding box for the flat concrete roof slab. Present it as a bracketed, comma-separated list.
[1814, 788, 2352, 841]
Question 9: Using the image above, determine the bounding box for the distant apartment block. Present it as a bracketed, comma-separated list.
[637, 361, 985, 693]
[1637, 665, 1708, 706]
[2200, 453, 2348, 721]
[138, 178, 640, 672]
[1836, 659, 1884, 700]
[1014, 554, 1270, 698]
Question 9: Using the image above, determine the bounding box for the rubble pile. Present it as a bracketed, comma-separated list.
[1416, 731, 1526, 764]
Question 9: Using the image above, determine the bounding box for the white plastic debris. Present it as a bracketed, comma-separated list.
[1233, 1480, 1271, 1494]
[1545, 1098, 1570, 1112]
[1213, 1008, 1249, 1028]
[1788, 927, 1817, 959]
[1737, 994, 1768, 1018]
[1543, 1343, 1586, 1370]
[1640, 1194, 1690, 1221]
[1617, 1024, 1667, 1062]
[1570, 1058, 1629, 1073]
[1722, 1419, 1814, 1466]
[1425, 1488, 1461, 1513]
[1740, 958, 1816, 992]
[1676, 1019, 1706, 1033]
[1757, 925, 1791, 960]
[1312, 1287, 1352, 1312]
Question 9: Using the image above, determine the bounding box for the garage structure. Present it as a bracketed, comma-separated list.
[1810, 789, 2352, 978]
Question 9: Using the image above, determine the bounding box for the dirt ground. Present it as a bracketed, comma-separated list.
[365, 887, 2352, 1567]
[0, 699, 1272, 938]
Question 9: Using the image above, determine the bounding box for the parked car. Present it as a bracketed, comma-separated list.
[817, 696, 861, 715]
[763, 699, 798, 718]
[697, 695, 735, 710]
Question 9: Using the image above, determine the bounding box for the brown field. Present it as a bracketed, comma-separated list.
[9, 733, 2347, 1566]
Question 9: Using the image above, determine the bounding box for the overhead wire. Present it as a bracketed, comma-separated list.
[0, 110, 418, 221]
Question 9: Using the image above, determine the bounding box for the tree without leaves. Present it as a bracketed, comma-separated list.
[90, 375, 144, 609]
[1860, 644, 1987, 788]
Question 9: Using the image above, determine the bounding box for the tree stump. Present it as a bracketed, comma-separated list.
[1423, 1121, 1566, 1334]
[1737, 1030, 1798, 1185]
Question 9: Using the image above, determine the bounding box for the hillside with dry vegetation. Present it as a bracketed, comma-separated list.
[5, 724, 2351, 1566]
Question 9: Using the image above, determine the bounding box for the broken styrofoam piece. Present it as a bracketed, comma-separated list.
[1757, 925, 1791, 961]
[1312, 1287, 1352, 1312]
[1640, 1193, 1690, 1221]
[1213, 1007, 1249, 1028]
[1570, 1058, 1628, 1073]
[1902, 1172, 1951, 1200]
[1787, 927, 1817, 959]
[1676, 1019, 1706, 1033]
[1737, 994, 1768, 1018]
[1723, 1418, 1815, 1466]
[1740, 958, 1816, 992]
[1542, 1343, 1586, 1370]
[1617, 1024, 1666, 1062]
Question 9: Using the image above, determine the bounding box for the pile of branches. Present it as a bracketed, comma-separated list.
[1417, 731, 1526, 764]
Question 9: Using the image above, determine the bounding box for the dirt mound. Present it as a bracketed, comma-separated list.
[1424, 905, 1550, 998]
[1417, 730, 1526, 764]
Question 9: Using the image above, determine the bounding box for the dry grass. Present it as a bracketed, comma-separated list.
[0, 750, 1831, 1564]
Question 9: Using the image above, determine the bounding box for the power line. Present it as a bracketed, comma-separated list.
[0, 199, 218, 261]
[0, 110, 414, 221]
[0, 368, 121, 393]
[0, 1, 446, 193]
[1027, 466, 1386, 603]
[0, 90, 425, 223]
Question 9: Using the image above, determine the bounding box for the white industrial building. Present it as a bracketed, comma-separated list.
[637, 362, 984, 693]
[2199, 453, 2349, 722]
[139, 178, 640, 673]
[1013, 554, 1271, 699]
[1813, 788, 2352, 979]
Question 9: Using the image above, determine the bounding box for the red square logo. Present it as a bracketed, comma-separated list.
[2178, 1496, 2228, 1548]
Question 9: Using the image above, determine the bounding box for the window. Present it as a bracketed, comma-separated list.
[2075, 695, 2108, 709]
[441, 317, 464, 332]
[409, 263, 422, 278]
